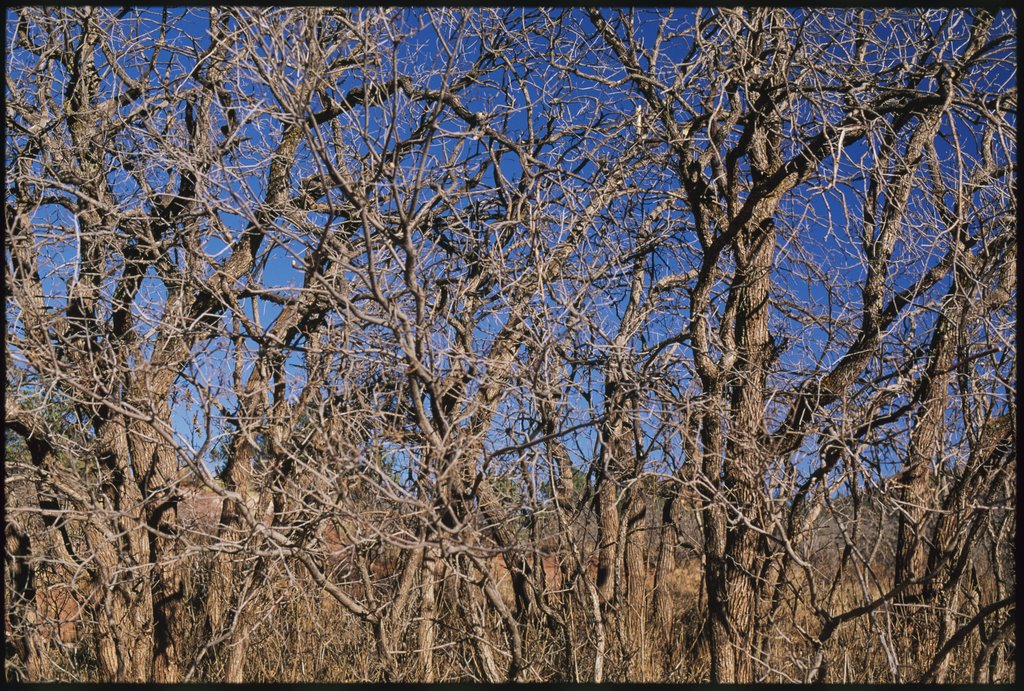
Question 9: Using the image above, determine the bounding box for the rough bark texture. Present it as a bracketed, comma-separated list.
[5, 6, 1014, 683]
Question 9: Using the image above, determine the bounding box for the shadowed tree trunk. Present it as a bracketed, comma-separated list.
[4, 6, 1014, 684]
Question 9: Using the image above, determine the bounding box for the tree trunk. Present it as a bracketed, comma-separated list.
[133, 423, 184, 683]
[651, 490, 677, 675]
[4, 521, 44, 682]
[417, 545, 442, 681]
[621, 485, 648, 679]
[91, 422, 154, 682]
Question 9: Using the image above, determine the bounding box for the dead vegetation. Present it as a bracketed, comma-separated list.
[5, 6, 1015, 683]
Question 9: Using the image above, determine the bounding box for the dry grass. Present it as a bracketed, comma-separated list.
[6, 490, 1013, 683]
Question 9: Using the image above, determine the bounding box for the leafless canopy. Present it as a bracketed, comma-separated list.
[5, 7, 1016, 682]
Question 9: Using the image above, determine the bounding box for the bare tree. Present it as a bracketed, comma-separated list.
[5, 7, 1015, 683]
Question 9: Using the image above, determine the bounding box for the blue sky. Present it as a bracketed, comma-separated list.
[5, 7, 1016, 500]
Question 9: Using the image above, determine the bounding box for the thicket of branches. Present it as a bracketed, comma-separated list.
[5, 7, 1016, 682]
